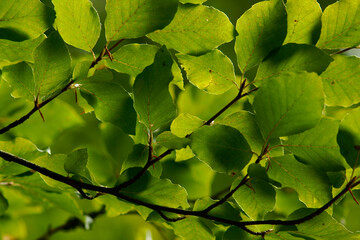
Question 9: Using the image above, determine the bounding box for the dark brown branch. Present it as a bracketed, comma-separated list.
[0, 81, 74, 135]
[1, 149, 359, 236]
[89, 39, 124, 69]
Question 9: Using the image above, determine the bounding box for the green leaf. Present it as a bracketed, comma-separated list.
[179, 0, 207, 4]
[133, 47, 176, 131]
[12, 100, 84, 149]
[0, 35, 45, 66]
[97, 195, 134, 217]
[337, 107, 360, 168]
[0, 0, 54, 38]
[2, 62, 35, 101]
[64, 148, 88, 175]
[33, 32, 71, 99]
[79, 76, 137, 135]
[253, 71, 324, 140]
[321, 55, 360, 107]
[148, 3, 235, 55]
[224, 226, 262, 240]
[267, 155, 332, 208]
[121, 144, 149, 173]
[156, 131, 190, 150]
[177, 50, 237, 94]
[0, 192, 9, 214]
[265, 232, 304, 240]
[316, 0, 360, 49]
[123, 172, 189, 209]
[218, 111, 265, 154]
[193, 197, 242, 222]
[254, 44, 332, 85]
[232, 178, 275, 220]
[171, 216, 215, 240]
[235, 0, 287, 73]
[104, 44, 158, 77]
[171, 113, 205, 138]
[190, 125, 252, 175]
[283, 0, 322, 45]
[104, 0, 178, 42]
[53, 0, 101, 52]
[284, 118, 347, 172]
[292, 209, 360, 239]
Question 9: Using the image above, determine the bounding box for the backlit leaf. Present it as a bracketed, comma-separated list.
[156, 131, 190, 150]
[235, 0, 287, 73]
[172, 217, 215, 240]
[317, 0, 360, 49]
[284, 118, 347, 172]
[104, 44, 158, 77]
[133, 47, 176, 131]
[267, 154, 332, 208]
[177, 49, 237, 94]
[321, 55, 360, 107]
[53, 0, 101, 52]
[0, 0, 54, 38]
[148, 3, 235, 55]
[190, 124, 252, 175]
[170, 113, 205, 138]
[105, 0, 178, 42]
[283, 0, 322, 45]
[253, 71, 324, 140]
[33, 32, 71, 99]
[64, 148, 88, 175]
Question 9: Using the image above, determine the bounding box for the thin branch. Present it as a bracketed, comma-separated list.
[0, 80, 74, 135]
[157, 211, 186, 222]
[331, 47, 357, 55]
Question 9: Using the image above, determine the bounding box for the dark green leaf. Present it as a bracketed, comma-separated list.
[0, 192, 9, 214]
[283, 0, 322, 45]
[0, 0, 54, 38]
[133, 47, 176, 131]
[156, 131, 190, 150]
[64, 149, 88, 175]
[33, 32, 71, 99]
[232, 178, 275, 220]
[105, 0, 178, 42]
[223, 226, 262, 240]
[79, 76, 137, 134]
[337, 107, 360, 168]
[284, 118, 347, 172]
[317, 0, 360, 49]
[255, 44, 332, 85]
[235, 0, 287, 72]
[172, 217, 215, 240]
[321, 55, 360, 107]
[148, 3, 235, 55]
[190, 125, 252, 175]
[121, 144, 149, 173]
[253, 71, 324, 140]
[104, 44, 158, 77]
[53, 0, 101, 52]
[267, 155, 332, 208]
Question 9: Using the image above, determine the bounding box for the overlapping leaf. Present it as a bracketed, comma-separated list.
[171, 217, 215, 240]
[33, 32, 71, 99]
[190, 124, 252, 175]
[170, 113, 205, 138]
[0, 0, 54, 38]
[104, 44, 158, 77]
[317, 0, 360, 49]
[148, 3, 235, 55]
[177, 49, 237, 94]
[321, 55, 360, 107]
[0, 35, 45, 66]
[284, 118, 347, 172]
[267, 155, 332, 208]
[133, 47, 176, 131]
[235, 0, 287, 73]
[79, 76, 137, 134]
[254, 44, 332, 85]
[253, 71, 324, 140]
[283, 0, 322, 45]
[105, 0, 178, 42]
[53, 0, 101, 52]
[156, 131, 190, 150]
